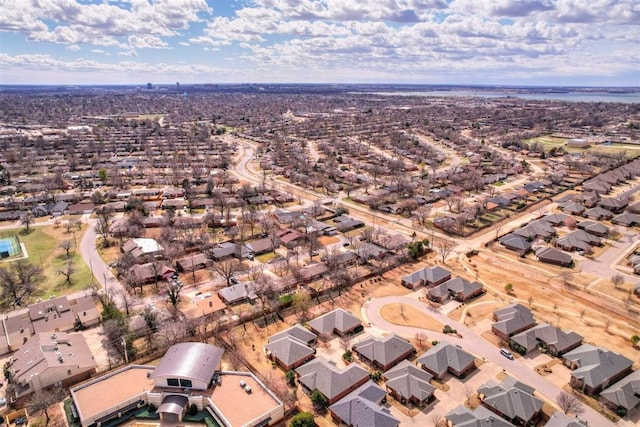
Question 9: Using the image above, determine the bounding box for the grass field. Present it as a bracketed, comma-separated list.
[9, 225, 94, 297]
[526, 135, 640, 158]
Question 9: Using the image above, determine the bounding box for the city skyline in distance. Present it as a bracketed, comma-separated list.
[1, 0, 638, 87]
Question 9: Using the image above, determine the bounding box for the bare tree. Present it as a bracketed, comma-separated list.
[211, 259, 244, 286]
[556, 391, 585, 416]
[166, 282, 182, 310]
[430, 412, 442, 427]
[20, 212, 34, 233]
[95, 207, 114, 247]
[435, 239, 456, 263]
[26, 386, 66, 424]
[57, 259, 75, 286]
[60, 239, 75, 258]
[0, 260, 42, 306]
[415, 332, 428, 350]
[611, 273, 624, 289]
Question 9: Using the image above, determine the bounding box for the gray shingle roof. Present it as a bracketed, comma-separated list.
[564, 344, 634, 391]
[416, 340, 475, 377]
[600, 369, 640, 411]
[402, 266, 452, 286]
[492, 304, 536, 337]
[446, 404, 515, 427]
[307, 308, 361, 336]
[268, 324, 317, 345]
[546, 411, 588, 427]
[511, 323, 583, 354]
[353, 334, 415, 368]
[150, 343, 224, 384]
[295, 357, 369, 401]
[264, 336, 314, 367]
[383, 360, 435, 402]
[478, 378, 543, 423]
[329, 381, 399, 427]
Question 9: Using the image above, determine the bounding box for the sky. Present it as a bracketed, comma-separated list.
[0, 0, 638, 86]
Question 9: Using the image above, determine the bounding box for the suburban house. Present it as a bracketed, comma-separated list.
[295, 357, 369, 404]
[174, 252, 211, 272]
[383, 360, 435, 406]
[71, 342, 284, 427]
[534, 246, 573, 267]
[563, 344, 634, 395]
[611, 212, 640, 227]
[510, 323, 583, 356]
[543, 213, 570, 226]
[598, 197, 629, 213]
[244, 238, 276, 255]
[478, 377, 544, 426]
[332, 215, 365, 232]
[264, 336, 315, 371]
[427, 276, 484, 303]
[499, 233, 532, 255]
[583, 206, 614, 220]
[355, 242, 389, 261]
[268, 324, 317, 346]
[546, 411, 588, 427]
[217, 282, 258, 305]
[416, 341, 476, 379]
[492, 304, 536, 341]
[401, 266, 452, 289]
[600, 369, 640, 416]
[129, 263, 176, 286]
[559, 201, 585, 216]
[513, 220, 555, 240]
[352, 334, 416, 371]
[576, 220, 609, 237]
[446, 404, 514, 427]
[555, 230, 601, 252]
[9, 332, 96, 398]
[307, 308, 362, 338]
[328, 381, 399, 427]
[121, 237, 164, 259]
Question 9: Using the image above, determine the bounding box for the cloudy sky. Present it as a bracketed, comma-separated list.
[0, 0, 638, 86]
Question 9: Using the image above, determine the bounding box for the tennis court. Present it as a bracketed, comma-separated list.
[0, 236, 21, 259]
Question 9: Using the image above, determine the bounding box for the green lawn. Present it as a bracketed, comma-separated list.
[10, 225, 94, 298]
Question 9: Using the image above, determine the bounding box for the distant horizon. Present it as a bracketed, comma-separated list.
[1, 1, 638, 87]
[1, 83, 638, 90]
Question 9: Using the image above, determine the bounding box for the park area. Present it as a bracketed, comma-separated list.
[0, 223, 93, 301]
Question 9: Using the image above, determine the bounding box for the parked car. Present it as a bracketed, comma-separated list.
[500, 348, 514, 360]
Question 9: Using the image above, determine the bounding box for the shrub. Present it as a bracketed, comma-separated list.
[443, 325, 457, 334]
[286, 370, 296, 386]
[342, 350, 353, 362]
[290, 411, 315, 427]
[188, 404, 198, 416]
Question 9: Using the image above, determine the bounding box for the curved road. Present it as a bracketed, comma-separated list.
[79, 216, 126, 307]
[364, 295, 616, 427]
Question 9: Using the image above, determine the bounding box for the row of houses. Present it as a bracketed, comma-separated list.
[401, 266, 485, 303]
[0, 295, 99, 356]
[491, 304, 638, 415]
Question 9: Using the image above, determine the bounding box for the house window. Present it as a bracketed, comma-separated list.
[167, 378, 179, 387]
[179, 379, 192, 388]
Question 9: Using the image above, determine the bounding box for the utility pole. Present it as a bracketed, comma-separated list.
[122, 336, 129, 364]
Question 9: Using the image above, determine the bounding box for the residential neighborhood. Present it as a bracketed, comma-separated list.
[0, 85, 638, 427]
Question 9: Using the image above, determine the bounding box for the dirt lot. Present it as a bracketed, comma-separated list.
[380, 302, 444, 332]
[453, 250, 640, 365]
